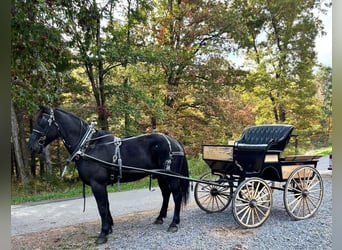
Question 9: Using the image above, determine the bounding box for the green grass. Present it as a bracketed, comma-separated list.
[11, 177, 159, 205]
[305, 146, 332, 156]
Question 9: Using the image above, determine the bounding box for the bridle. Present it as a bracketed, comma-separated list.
[32, 108, 57, 146]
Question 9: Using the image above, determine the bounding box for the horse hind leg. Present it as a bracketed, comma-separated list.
[154, 178, 171, 225]
[168, 185, 182, 233]
[107, 201, 114, 234]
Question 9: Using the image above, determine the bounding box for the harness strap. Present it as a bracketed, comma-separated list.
[82, 182, 86, 212]
[159, 133, 184, 171]
[61, 122, 97, 177]
[112, 137, 123, 189]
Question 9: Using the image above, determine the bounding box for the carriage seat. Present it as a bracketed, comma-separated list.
[233, 124, 294, 173]
[235, 124, 295, 152]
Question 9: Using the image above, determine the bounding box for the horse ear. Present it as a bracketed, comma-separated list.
[38, 104, 49, 113]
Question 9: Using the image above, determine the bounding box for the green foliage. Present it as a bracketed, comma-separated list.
[11, 0, 332, 190]
[11, 0, 74, 113]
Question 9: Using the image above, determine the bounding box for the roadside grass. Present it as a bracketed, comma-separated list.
[305, 146, 332, 156]
[11, 147, 331, 205]
[11, 177, 159, 205]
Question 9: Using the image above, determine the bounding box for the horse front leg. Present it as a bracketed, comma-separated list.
[91, 182, 112, 244]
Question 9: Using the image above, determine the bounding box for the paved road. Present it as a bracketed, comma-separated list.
[11, 156, 331, 236]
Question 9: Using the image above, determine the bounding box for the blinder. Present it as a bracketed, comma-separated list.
[32, 109, 57, 146]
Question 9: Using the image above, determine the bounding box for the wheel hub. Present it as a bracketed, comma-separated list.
[210, 188, 219, 196]
[249, 199, 257, 208]
[302, 189, 309, 198]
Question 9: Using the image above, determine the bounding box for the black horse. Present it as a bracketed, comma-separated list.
[28, 106, 190, 244]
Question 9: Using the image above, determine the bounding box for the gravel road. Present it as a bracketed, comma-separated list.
[97, 175, 333, 250]
[12, 174, 332, 250]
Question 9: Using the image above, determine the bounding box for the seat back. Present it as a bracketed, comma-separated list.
[236, 124, 294, 151]
[234, 124, 294, 173]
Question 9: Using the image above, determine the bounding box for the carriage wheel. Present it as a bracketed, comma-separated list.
[194, 172, 233, 213]
[232, 178, 272, 228]
[284, 165, 323, 220]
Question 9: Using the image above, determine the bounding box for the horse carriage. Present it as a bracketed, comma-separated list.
[28, 106, 323, 244]
[195, 124, 323, 228]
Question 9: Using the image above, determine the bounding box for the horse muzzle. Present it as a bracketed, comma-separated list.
[28, 136, 44, 154]
[29, 143, 44, 154]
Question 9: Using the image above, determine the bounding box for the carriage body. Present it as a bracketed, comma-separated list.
[202, 145, 320, 182]
[195, 124, 323, 228]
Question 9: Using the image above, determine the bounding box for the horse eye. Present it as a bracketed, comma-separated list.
[38, 116, 49, 127]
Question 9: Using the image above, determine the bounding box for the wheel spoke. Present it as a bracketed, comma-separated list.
[200, 194, 212, 206]
[306, 194, 320, 208]
[303, 197, 311, 215]
[288, 193, 302, 209]
[256, 203, 271, 210]
[288, 184, 302, 194]
[307, 179, 320, 191]
[216, 194, 229, 206]
[240, 206, 251, 222]
[236, 203, 250, 216]
[213, 195, 224, 210]
[256, 190, 270, 201]
[292, 177, 302, 190]
[254, 206, 262, 222]
[253, 182, 261, 199]
[255, 204, 267, 217]
[245, 185, 253, 200]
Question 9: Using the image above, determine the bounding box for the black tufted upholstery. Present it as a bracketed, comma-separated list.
[233, 124, 294, 172]
[235, 124, 294, 151]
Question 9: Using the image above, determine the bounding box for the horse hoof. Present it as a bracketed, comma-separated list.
[167, 225, 178, 233]
[154, 218, 163, 225]
[108, 227, 113, 234]
[95, 236, 108, 245]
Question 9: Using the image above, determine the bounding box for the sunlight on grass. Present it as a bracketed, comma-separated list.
[305, 146, 332, 156]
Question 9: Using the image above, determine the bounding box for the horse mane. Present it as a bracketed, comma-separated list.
[54, 107, 88, 126]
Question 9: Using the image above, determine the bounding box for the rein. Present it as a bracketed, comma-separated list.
[78, 152, 229, 188]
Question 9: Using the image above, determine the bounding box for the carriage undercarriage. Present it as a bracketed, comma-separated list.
[194, 155, 323, 228]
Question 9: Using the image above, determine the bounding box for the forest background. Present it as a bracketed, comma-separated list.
[11, 0, 332, 197]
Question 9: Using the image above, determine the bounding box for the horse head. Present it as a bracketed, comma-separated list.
[28, 105, 60, 154]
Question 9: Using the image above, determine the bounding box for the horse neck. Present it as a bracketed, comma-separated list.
[54, 109, 89, 154]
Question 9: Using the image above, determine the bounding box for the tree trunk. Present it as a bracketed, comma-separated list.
[123, 77, 131, 136]
[11, 101, 28, 184]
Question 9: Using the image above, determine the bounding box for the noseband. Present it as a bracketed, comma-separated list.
[32, 108, 57, 146]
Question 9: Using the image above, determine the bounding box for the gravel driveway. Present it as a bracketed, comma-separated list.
[12, 174, 332, 250]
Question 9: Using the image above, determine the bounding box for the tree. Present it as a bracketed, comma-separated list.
[143, 0, 252, 149]
[314, 65, 332, 146]
[228, 0, 330, 139]
[51, 0, 155, 131]
[11, 0, 73, 180]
